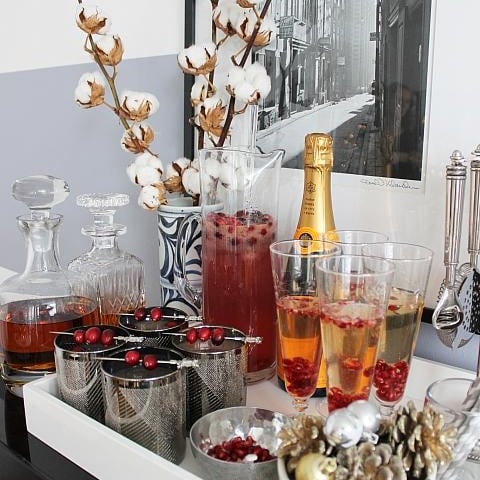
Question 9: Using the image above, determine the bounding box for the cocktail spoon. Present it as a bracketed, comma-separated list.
[432, 150, 466, 332]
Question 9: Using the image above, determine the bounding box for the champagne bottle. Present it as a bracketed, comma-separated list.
[294, 132, 336, 240]
[277, 133, 337, 398]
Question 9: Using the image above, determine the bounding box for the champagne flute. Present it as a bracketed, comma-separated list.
[270, 240, 339, 413]
[362, 242, 433, 415]
[316, 254, 394, 413]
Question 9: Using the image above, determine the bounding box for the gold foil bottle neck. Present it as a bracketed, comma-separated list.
[304, 133, 334, 168]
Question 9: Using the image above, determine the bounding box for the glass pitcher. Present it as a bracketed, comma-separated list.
[176, 147, 284, 383]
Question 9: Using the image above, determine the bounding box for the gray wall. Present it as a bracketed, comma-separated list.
[0, 55, 184, 302]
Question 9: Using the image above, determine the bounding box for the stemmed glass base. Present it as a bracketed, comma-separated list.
[291, 397, 309, 414]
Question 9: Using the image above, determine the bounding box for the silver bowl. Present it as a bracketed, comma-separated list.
[190, 406, 290, 480]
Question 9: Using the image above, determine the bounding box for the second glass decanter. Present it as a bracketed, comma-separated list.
[68, 193, 145, 325]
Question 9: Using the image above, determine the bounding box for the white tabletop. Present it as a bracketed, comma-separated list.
[180, 356, 479, 477]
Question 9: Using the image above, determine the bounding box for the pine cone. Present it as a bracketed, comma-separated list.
[277, 415, 333, 473]
[335, 442, 407, 480]
[378, 401, 457, 479]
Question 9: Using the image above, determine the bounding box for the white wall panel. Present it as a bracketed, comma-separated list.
[0, 1, 184, 73]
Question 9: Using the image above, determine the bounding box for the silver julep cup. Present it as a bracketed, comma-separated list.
[172, 326, 247, 430]
[101, 346, 187, 464]
[54, 325, 129, 423]
[118, 307, 188, 348]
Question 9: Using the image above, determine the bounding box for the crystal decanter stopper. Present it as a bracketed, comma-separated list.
[0, 175, 100, 396]
[68, 193, 145, 325]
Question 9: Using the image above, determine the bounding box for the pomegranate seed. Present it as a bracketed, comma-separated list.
[198, 326, 211, 342]
[73, 329, 85, 344]
[388, 304, 400, 312]
[142, 354, 158, 370]
[124, 350, 141, 366]
[100, 328, 115, 347]
[134, 307, 147, 321]
[165, 321, 177, 328]
[211, 327, 225, 346]
[84, 327, 101, 345]
[149, 307, 162, 321]
[185, 328, 198, 344]
[206, 435, 274, 463]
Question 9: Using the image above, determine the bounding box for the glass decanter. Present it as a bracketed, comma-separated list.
[0, 175, 100, 396]
[68, 193, 145, 325]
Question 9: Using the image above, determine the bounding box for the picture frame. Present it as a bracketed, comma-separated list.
[186, 0, 432, 193]
[185, 1, 459, 319]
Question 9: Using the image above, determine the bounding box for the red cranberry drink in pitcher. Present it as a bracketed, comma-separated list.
[194, 147, 284, 383]
[202, 209, 276, 379]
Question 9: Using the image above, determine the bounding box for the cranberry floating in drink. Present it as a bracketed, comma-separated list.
[0, 175, 100, 396]
[176, 146, 284, 384]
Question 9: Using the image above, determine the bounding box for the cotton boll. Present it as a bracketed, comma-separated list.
[94, 33, 116, 53]
[219, 162, 237, 189]
[245, 62, 267, 85]
[126, 163, 138, 184]
[136, 165, 162, 186]
[191, 76, 208, 105]
[190, 158, 200, 171]
[234, 81, 258, 104]
[203, 95, 224, 113]
[120, 91, 159, 121]
[203, 42, 217, 58]
[74, 71, 105, 107]
[138, 184, 165, 210]
[135, 151, 158, 168]
[226, 66, 246, 91]
[254, 74, 271, 98]
[146, 156, 163, 174]
[74, 83, 92, 104]
[172, 157, 191, 174]
[182, 167, 201, 196]
[164, 163, 180, 179]
[185, 45, 207, 69]
[205, 157, 221, 179]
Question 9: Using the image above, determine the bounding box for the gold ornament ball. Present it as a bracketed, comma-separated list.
[295, 452, 337, 480]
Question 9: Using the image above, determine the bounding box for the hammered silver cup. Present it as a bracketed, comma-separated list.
[54, 325, 129, 424]
[118, 307, 188, 348]
[101, 346, 186, 464]
[172, 326, 247, 430]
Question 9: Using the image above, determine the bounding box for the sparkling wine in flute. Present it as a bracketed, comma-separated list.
[373, 287, 424, 404]
[321, 301, 383, 412]
[277, 295, 322, 403]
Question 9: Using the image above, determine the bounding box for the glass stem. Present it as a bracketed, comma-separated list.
[293, 398, 309, 413]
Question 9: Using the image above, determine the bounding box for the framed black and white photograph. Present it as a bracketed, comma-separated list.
[189, 0, 432, 191]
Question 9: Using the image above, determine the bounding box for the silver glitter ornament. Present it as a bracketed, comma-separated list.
[323, 408, 363, 448]
[347, 400, 381, 433]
